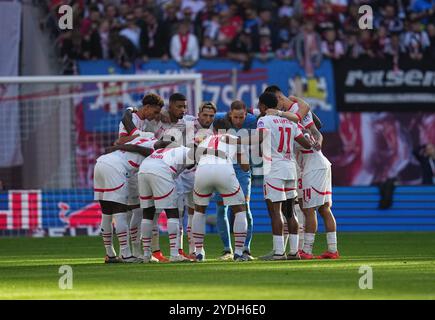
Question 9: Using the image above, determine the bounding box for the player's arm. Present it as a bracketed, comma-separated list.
[311, 112, 323, 130]
[309, 124, 323, 150]
[121, 107, 139, 135]
[105, 145, 154, 157]
[295, 133, 314, 150]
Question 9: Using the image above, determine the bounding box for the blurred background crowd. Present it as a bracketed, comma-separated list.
[39, 0, 435, 73]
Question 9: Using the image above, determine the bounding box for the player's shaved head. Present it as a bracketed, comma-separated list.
[169, 93, 187, 103]
[264, 85, 282, 94]
[168, 93, 187, 120]
[259, 92, 278, 110]
[230, 100, 246, 111]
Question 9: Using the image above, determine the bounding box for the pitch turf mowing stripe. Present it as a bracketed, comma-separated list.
[0, 232, 434, 299]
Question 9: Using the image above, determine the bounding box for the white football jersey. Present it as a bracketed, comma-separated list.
[295, 132, 331, 173]
[198, 134, 239, 166]
[118, 112, 151, 137]
[257, 115, 302, 180]
[97, 136, 157, 175]
[288, 103, 315, 129]
[142, 146, 191, 178]
[148, 115, 196, 145]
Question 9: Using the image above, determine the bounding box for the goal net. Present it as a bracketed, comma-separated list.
[0, 74, 202, 236]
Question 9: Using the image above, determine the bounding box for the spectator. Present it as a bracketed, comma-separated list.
[344, 31, 363, 59]
[375, 4, 404, 34]
[243, 7, 258, 30]
[163, 3, 181, 36]
[182, 0, 206, 19]
[321, 28, 344, 60]
[384, 32, 405, 64]
[256, 32, 274, 62]
[279, 0, 294, 18]
[83, 19, 112, 60]
[294, 20, 322, 76]
[404, 20, 430, 60]
[80, 6, 101, 37]
[215, 0, 230, 13]
[140, 12, 169, 61]
[251, 9, 279, 50]
[375, 25, 391, 58]
[170, 22, 200, 67]
[409, 0, 435, 25]
[195, 0, 218, 39]
[359, 30, 376, 58]
[414, 144, 435, 185]
[119, 13, 141, 52]
[276, 41, 293, 59]
[216, 10, 239, 56]
[426, 23, 435, 59]
[201, 36, 218, 58]
[227, 29, 254, 70]
[202, 14, 221, 40]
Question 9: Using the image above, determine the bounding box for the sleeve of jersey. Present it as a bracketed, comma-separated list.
[256, 118, 268, 132]
[118, 122, 128, 137]
[295, 125, 303, 139]
[302, 111, 314, 129]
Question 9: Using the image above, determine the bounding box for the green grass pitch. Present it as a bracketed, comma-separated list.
[1, 232, 434, 299]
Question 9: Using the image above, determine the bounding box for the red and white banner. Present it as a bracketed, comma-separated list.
[0, 190, 42, 230]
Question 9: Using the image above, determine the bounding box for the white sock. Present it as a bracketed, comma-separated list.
[141, 219, 153, 257]
[129, 208, 142, 245]
[233, 211, 247, 256]
[289, 234, 299, 255]
[326, 232, 338, 253]
[273, 235, 285, 255]
[187, 214, 195, 254]
[303, 233, 315, 254]
[298, 231, 305, 251]
[178, 211, 184, 251]
[151, 211, 160, 252]
[283, 222, 289, 251]
[113, 212, 131, 258]
[167, 218, 180, 257]
[192, 211, 206, 254]
[101, 214, 116, 257]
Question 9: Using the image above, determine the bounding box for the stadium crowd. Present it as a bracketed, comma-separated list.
[40, 0, 435, 73]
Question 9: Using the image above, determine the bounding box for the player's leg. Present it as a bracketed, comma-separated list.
[239, 170, 253, 260]
[295, 199, 305, 251]
[301, 206, 317, 259]
[128, 204, 143, 258]
[192, 204, 208, 261]
[283, 196, 300, 259]
[217, 166, 248, 261]
[260, 177, 288, 260]
[98, 201, 119, 263]
[138, 172, 160, 263]
[165, 208, 190, 262]
[141, 206, 157, 263]
[186, 206, 196, 257]
[111, 201, 136, 262]
[192, 165, 214, 262]
[152, 174, 183, 262]
[215, 198, 233, 260]
[317, 202, 339, 259]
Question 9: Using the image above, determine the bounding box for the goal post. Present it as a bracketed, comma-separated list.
[0, 73, 203, 236]
[0, 73, 203, 190]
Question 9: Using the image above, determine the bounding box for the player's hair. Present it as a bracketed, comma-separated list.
[264, 85, 282, 94]
[199, 101, 217, 113]
[142, 93, 164, 108]
[213, 118, 231, 131]
[169, 93, 187, 103]
[259, 92, 278, 109]
[230, 100, 246, 111]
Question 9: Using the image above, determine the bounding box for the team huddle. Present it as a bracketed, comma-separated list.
[93, 87, 339, 263]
